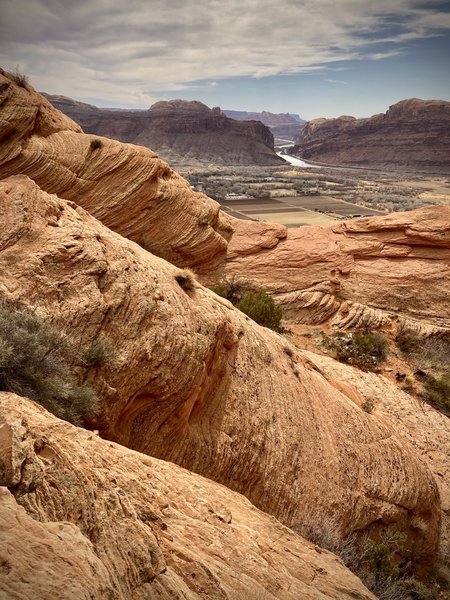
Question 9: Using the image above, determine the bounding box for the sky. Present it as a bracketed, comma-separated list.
[1, 0, 450, 120]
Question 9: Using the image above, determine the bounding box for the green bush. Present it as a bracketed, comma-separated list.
[423, 373, 450, 417]
[236, 291, 283, 332]
[327, 331, 389, 371]
[211, 279, 283, 332]
[82, 337, 115, 368]
[0, 303, 98, 425]
[396, 329, 422, 355]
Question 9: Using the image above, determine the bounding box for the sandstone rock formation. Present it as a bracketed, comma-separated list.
[223, 109, 305, 140]
[0, 393, 377, 600]
[43, 94, 284, 166]
[226, 206, 450, 332]
[301, 350, 450, 558]
[292, 99, 450, 171]
[0, 69, 232, 278]
[0, 175, 441, 571]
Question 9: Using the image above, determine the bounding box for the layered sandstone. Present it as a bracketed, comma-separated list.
[301, 350, 450, 557]
[292, 99, 450, 171]
[43, 94, 284, 166]
[226, 207, 450, 331]
[0, 69, 232, 278]
[0, 175, 441, 569]
[0, 393, 376, 600]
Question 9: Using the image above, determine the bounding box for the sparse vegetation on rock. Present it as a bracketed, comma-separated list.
[10, 67, 28, 88]
[175, 268, 196, 293]
[212, 279, 283, 332]
[0, 302, 98, 425]
[325, 330, 389, 371]
[90, 139, 103, 150]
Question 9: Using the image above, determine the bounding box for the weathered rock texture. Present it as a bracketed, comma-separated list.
[223, 109, 305, 140]
[0, 69, 232, 278]
[0, 393, 377, 600]
[0, 175, 441, 569]
[292, 99, 450, 171]
[43, 94, 284, 166]
[226, 207, 450, 331]
[302, 350, 450, 558]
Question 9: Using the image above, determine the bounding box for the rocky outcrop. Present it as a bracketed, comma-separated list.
[43, 94, 284, 166]
[302, 350, 450, 558]
[223, 109, 305, 140]
[226, 207, 450, 331]
[0, 175, 441, 570]
[0, 393, 377, 600]
[292, 99, 450, 171]
[0, 69, 232, 278]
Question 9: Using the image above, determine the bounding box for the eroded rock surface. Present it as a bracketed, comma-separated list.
[292, 98, 450, 171]
[0, 69, 232, 278]
[226, 207, 450, 331]
[0, 175, 441, 569]
[0, 393, 377, 600]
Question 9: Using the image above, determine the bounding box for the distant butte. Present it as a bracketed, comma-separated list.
[292, 98, 450, 172]
[42, 94, 284, 167]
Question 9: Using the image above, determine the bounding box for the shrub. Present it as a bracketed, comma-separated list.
[90, 139, 103, 150]
[236, 291, 283, 332]
[396, 329, 421, 355]
[0, 303, 99, 425]
[175, 269, 196, 293]
[327, 331, 389, 371]
[211, 279, 283, 332]
[362, 399, 375, 413]
[11, 67, 28, 88]
[82, 337, 115, 368]
[423, 373, 450, 417]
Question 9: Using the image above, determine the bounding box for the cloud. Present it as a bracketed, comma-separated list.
[1, 0, 449, 105]
[325, 79, 348, 85]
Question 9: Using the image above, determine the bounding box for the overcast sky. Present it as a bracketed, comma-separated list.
[1, 0, 450, 119]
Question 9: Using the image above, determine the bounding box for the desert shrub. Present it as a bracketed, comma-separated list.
[11, 67, 28, 88]
[0, 303, 98, 425]
[423, 373, 450, 417]
[175, 269, 196, 293]
[236, 291, 283, 332]
[211, 279, 283, 332]
[362, 399, 375, 413]
[326, 331, 389, 371]
[396, 329, 422, 355]
[90, 139, 103, 150]
[82, 337, 115, 368]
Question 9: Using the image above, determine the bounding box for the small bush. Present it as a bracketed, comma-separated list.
[396, 329, 422, 355]
[236, 291, 283, 332]
[11, 67, 28, 88]
[211, 279, 283, 332]
[90, 139, 103, 150]
[82, 337, 114, 368]
[0, 303, 98, 425]
[423, 373, 450, 417]
[175, 269, 196, 293]
[362, 399, 375, 413]
[326, 331, 388, 371]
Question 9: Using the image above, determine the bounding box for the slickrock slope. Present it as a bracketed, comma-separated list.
[0, 393, 376, 600]
[0, 70, 232, 278]
[226, 207, 450, 331]
[0, 175, 441, 569]
[292, 99, 450, 171]
[43, 94, 284, 166]
[301, 351, 450, 557]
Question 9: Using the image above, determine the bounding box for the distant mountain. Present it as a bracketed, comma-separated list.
[224, 110, 305, 140]
[42, 95, 284, 166]
[292, 98, 450, 171]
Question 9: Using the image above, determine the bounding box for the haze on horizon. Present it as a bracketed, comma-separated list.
[1, 0, 450, 120]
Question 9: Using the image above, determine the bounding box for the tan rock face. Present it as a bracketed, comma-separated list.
[0, 393, 376, 600]
[292, 98, 450, 171]
[0, 176, 441, 569]
[226, 207, 450, 331]
[0, 69, 232, 278]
